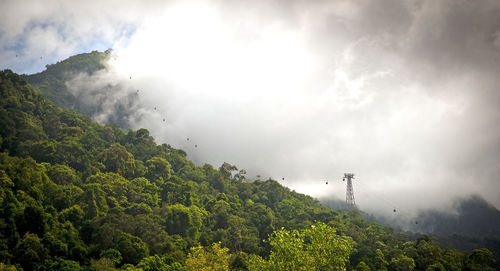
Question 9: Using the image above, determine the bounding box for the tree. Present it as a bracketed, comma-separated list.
[355, 261, 370, 271]
[160, 176, 193, 206]
[145, 156, 172, 183]
[42, 232, 68, 257]
[162, 204, 204, 243]
[15, 233, 47, 271]
[58, 205, 85, 226]
[86, 172, 131, 208]
[441, 249, 465, 271]
[136, 255, 186, 271]
[219, 162, 237, 180]
[0, 169, 14, 203]
[413, 235, 442, 270]
[100, 248, 122, 266]
[98, 144, 136, 178]
[115, 232, 149, 265]
[18, 205, 47, 237]
[249, 222, 354, 271]
[0, 263, 18, 271]
[128, 177, 160, 207]
[303, 222, 354, 270]
[465, 248, 495, 271]
[45, 164, 79, 185]
[82, 183, 109, 218]
[374, 249, 388, 271]
[389, 255, 415, 271]
[90, 257, 120, 271]
[186, 242, 230, 271]
[38, 258, 83, 271]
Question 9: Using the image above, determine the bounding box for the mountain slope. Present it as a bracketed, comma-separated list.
[412, 195, 500, 239]
[22, 50, 138, 129]
[21, 50, 111, 112]
[0, 69, 497, 270]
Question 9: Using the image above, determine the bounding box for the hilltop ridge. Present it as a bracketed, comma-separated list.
[21, 50, 111, 113]
[0, 69, 497, 270]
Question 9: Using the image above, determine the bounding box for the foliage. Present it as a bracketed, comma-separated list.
[186, 242, 230, 271]
[0, 68, 497, 270]
[248, 222, 353, 271]
[21, 51, 110, 110]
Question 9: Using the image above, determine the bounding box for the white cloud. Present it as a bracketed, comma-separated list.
[1, 0, 500, 215]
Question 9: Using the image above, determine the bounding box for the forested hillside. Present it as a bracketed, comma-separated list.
[412, 195, 500, 239]
[21, 51, 110, 110]
[0, 69, 497, 270]
[22, 51, 137, 129]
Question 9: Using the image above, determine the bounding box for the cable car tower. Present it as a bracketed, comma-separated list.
[343, 173, 356, 210]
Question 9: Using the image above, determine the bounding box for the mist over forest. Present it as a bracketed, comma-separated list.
[1, 0, 500, 270]
[3, 0, 500, 213]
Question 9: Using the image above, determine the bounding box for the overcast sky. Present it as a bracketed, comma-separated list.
[1, 0, 500, 215]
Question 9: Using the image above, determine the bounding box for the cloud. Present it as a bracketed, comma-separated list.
[2, 0, 500, 215]
[65, 68, 142, 127]
[0, 0, 165, 73]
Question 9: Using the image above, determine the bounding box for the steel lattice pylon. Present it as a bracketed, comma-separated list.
[343, 173, 356, 209]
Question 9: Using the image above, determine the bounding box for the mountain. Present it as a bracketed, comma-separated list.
[332, 194, 500, 261]
[20, 50, 138, 129]
[411, 195, 500, 239]
[410, 195, 500, 260]
[0, 66, 497, 270]
[21, 50, 111, 110]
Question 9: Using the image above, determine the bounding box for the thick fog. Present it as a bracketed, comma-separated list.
[2, 0, 500, 215]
